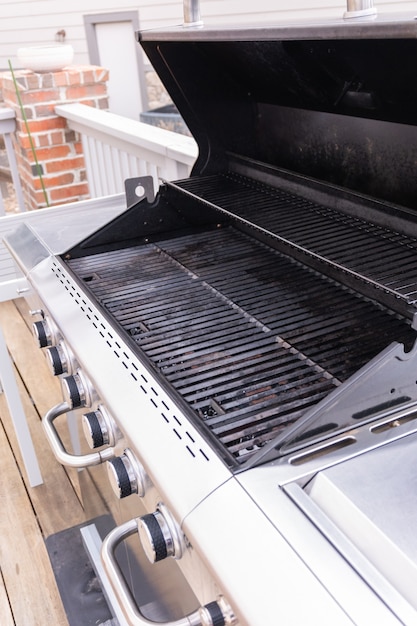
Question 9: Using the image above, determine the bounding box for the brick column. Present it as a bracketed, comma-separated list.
[1, 66, 109, 210]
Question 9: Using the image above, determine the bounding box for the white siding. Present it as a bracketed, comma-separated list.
[1, 0, 181, 70]
[2, 0, 417, 70]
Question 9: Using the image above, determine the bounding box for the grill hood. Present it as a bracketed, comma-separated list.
[138, 13, 417, 211]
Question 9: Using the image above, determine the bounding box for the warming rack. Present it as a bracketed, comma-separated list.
[167, 172, 417, 323]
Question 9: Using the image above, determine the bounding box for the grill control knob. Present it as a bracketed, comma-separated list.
[106, 449, 147, 499]
[137, 503, 184, 563]
[199, 597, 237, 626]
[45, 343, 70, 376]
[61, 372, 89, 409]
[82, 406, 116, 449]
[32, 319, 53, 348]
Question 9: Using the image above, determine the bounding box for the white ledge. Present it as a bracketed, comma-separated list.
[55, 102, 198, 166]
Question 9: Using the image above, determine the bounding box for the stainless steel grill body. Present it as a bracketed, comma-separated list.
[12, 232, 388, 625]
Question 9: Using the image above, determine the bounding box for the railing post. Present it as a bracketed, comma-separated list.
[0, 107, 25, 212]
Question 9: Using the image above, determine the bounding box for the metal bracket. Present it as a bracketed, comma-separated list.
[124, 177, 156, 210]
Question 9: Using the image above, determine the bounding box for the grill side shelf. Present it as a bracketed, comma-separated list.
[165, 174, 417, 325]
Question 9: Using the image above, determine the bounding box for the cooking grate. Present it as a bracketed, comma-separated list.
[67, 226, 413, 462]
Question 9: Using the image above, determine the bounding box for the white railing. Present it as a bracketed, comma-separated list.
[0, 107, 25, 214]
[55, 103, 198, 198]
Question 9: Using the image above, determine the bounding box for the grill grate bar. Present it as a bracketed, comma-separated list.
[212, 371, 334, 411]
[165, 343, 294, 382]
[178, 357, 333, 404]
[174, 348, 314, 393]
[139, 319, 265, 353]
[119, 302, 236, 332]
[211, 380, 333, 433]
[144, 325, 274, 361]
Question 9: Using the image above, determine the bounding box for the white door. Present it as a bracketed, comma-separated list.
[85, 13, 147, 120]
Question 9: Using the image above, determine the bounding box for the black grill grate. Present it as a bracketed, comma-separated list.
[67, 226, 413, 462]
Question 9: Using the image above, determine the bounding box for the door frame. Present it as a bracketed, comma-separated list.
[83, 11, 148, 112]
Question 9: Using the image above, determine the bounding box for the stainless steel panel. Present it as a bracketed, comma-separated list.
[184, 477, 357, 626]
[305, 432, 417, 612]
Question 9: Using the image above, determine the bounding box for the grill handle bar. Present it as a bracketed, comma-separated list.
[101, 519, 227, 626]
[183, 0, 203, 26]
[42, 402, 115, 468]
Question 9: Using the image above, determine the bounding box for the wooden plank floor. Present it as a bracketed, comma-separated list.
[0, 298, 94, 625]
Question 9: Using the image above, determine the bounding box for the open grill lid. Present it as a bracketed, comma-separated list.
[137, 13, 417, 211]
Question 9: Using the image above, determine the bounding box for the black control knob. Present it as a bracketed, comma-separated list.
[199, 597, 237, 626]
[137, 504, 183, 563]
[199, 602, 226, 626]
[32, 319, 53, 348]
[82, 406, 115, 449]
[45, 343, 69, 376]
[106, 450, 146, 499]
[61, 372, 89, 409]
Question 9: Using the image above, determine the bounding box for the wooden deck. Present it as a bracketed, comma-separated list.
[0, 297, 93, 625]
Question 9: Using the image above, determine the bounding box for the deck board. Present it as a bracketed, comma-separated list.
[0, 298, 63, 415]
[0, 298, 94, 625]
[0, 353, 87, 535]
[0, 299, 83, 506]
[0, 414, 69, 625]
[0, 567, 14, 626]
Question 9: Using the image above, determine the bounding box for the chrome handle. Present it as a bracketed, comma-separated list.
[183, 0, 203, 27]
[101, 519, 224, 626]
[42, 402, 115, 468]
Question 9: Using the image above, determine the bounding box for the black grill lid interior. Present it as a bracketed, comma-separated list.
[138, 16, 417, 210]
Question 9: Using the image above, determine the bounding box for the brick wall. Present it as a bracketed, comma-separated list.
[1, 66, 109, 210]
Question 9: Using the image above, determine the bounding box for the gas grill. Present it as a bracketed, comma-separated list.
[6, 4, 417, 625]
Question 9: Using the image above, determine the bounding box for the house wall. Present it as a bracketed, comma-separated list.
[2, 0, 417, 72]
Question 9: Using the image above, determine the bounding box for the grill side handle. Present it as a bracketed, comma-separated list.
[42, 402, 115, 468]
[101, 519, 234, 626]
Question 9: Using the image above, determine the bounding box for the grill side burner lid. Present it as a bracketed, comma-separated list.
[138, 14, 417, 211]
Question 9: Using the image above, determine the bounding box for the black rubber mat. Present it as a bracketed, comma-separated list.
[45, 515, 116, 626]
